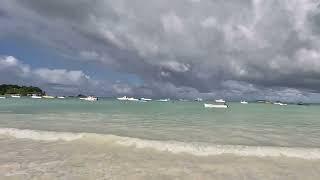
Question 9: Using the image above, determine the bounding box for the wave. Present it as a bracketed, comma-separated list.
[0, 128, 83, 141]
[0, 127, 320, 160]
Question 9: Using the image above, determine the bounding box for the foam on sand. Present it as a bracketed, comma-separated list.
[0, 127, 320, 160]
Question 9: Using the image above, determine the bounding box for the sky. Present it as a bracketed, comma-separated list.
[0, 0, 320, 102]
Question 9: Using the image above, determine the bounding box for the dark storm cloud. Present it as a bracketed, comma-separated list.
[1, 0, 320, 100]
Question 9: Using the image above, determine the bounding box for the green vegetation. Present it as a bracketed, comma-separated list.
[0, 84, 44, 96]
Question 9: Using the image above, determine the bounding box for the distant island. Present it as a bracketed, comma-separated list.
[0, 84, 44, 96]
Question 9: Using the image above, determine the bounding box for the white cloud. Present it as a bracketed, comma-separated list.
[0, 55, 96, 95]
[112, 83, 133, 95]
[79, 51, 99, 60]
[1, 0, 320, 100]
[161, 13, 185, 34]
[0, 56, 31, 78]
[201, 17, 217, 28]
[33, 69, 91, 86]
[295, 48, 320, 72]
[160, 61, 190, 73]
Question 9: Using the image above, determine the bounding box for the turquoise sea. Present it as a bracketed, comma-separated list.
[0, 98, 320, 179]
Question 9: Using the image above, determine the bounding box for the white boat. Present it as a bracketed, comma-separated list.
[43, 95, 55, 99]
[195, 98, 203, 102]
[157, 98, 170, 102]
[117, 96, 139, 101]
[11, 95, 21, 98]
[57, 96, 65, 99]
[215, 99, 226, 103]
[127, 97, 139, 101]
[204, 103, 228, 108]
[81, 96, 98, 101]
[273, 102, 287, 106]
[280, 103, 287, 106]
[86, 96, 98, 101]
[240, 100, 248, 104]
[140, 98, 152, 101]
[117, 96, 129, 101]
[0, 96, 6, 99]
[31, 95, 42, 99]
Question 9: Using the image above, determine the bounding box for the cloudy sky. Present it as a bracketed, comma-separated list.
[1, 0, 320, 101]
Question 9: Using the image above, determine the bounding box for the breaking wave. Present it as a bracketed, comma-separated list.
[0, 128, 83, 141]
[0, 127, 319, 160]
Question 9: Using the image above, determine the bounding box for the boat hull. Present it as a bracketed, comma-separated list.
[43, 96, 55, 99]
[11, 95, 21, 98]
[204, 103, 228, 108]
[80, 97, 98, 101]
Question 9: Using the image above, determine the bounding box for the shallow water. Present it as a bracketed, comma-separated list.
[0, 98, 320, 179]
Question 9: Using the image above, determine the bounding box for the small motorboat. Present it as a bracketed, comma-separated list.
[195, 98, 203, 102]
[43, 95, 55, 99]
[215, 99, 226, 103]
[0, 96, 6, 99]
[31, 95, 42, 99]
[11, 94, 21, 98]
[240, 100, 248, 104]
[157, 98, 170, 102]
[117, 96, 129, 101]
[273, 102, 287, 106]
[127, 97, 139, 101]
[80, 96, 98, 101]
[140, 98, 152, 101]
[297, 102, 309, 106]
[57, 96, 65, 99]
[204, 103, 228, 108]
[117, 96, 139, 101]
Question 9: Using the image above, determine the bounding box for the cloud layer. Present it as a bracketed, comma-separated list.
[0, 56, 98, 95]
[1, 0, 320, 101]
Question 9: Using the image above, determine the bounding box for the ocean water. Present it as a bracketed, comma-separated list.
[0, 98, 320, 179]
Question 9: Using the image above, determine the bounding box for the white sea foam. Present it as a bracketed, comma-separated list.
[1, 128, 320, 160]
[0, 128, 83, 141]
[116, 138, 320, 160]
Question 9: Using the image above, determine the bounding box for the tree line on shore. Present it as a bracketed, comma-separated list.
[0, 84, 44, 96]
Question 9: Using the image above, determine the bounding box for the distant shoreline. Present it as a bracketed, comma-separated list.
[0, 84, 44, 96]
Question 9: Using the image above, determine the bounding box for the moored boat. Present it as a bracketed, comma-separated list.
[11, 94, 21, 98]
[140, 98, 152, 101]
[117, 96, 139, 101]
[80, 96, 98, 101]
[31, 95, 42, 99]
[204, 103, 228, 108]
[215, 99, 226, 103]
[127, 97, 139, 101]
[43, 95, 55, 99]
[273, 102, 287, 106]
[157, 98, 170, 102]
[240, 100, 248, 104]
[117, 96, 129, 101]
[195, 98, 203, 102]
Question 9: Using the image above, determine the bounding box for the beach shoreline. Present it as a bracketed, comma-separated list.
[1, 134, 320, 180]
